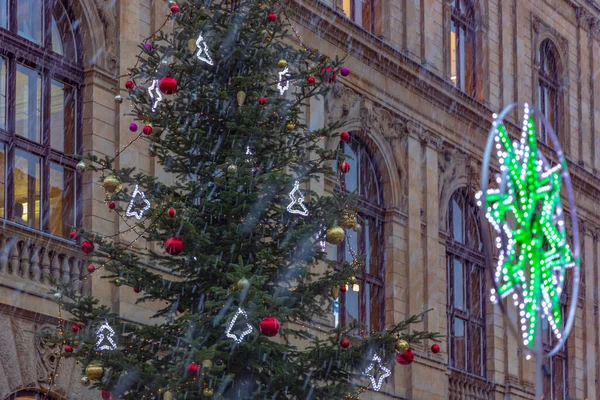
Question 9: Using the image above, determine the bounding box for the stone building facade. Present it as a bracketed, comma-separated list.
[0, 0, 599, 399]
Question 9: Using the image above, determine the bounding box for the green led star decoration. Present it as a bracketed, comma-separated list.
[476, 106, 576, 349]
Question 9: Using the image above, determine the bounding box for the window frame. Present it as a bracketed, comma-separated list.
[449, 0, 476, 96]
[342, 0, 382, 35]
[542, 302, 568, 399]
[538, 39, 561, 145]
[446, 189, 486, 377]
[0, 0, 83, 236]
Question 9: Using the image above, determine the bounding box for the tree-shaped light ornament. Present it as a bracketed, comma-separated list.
[225, 307, 253, 343]
[126, 184, 151, 219]
[95, 320, 117, 351]
[277, 67, 291, 96]
[148, 79, 162, 112]
[287, 180, 309, 216]
[477, 103, 580, 359]
[195, 32, 213, 65]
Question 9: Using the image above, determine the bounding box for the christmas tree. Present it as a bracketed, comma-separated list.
[55, 1, 440, 398]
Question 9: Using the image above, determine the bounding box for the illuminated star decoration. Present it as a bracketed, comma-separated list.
[195, 32, 213, 65]
[287, 180, 309, 216]
[95, 320, 117, 351]
[277, 67, 291, 95]
[148, 79, 162, 112]
[225, 307, 253, 343]
[363, 354, 391, 391]
[126, 184, 152, 220]
[476, 103, 574, 349]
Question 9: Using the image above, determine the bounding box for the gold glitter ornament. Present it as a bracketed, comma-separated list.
[326, 226, 345, 245]
[331, 286, 340, 300]
[278, 59, 288, 68]
[202, 388, 215, 397]
[395, 339, 410, 352]
[102, 175, 123, 194]
[85, 363, 104, 381]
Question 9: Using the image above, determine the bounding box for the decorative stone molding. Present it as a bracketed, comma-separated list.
[36, 324, 60, 388]
[438, 146, 470, 230]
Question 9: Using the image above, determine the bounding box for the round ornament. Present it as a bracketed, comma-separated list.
[202, 359, 213, 369]
[258, 97, 267, 105]
[307, 76, 315, 85]
[64, 345, 73, 353]
[340, 285, 347, 293]
[187, 38, 197, 53]
[170, 4, 181, 13]
[143, 125, 153, 135]
[286, 122, 296, 131]
[340, 338, 350, 348]
[159, 75, 178, 95]
[326, 226, 345, 245]
[330, 285, 340, 300]
[267, 13, 277, 22]
[237, 91, 247, 106]
[144, 43, 152, 52]
[125, 80, 135, 90]
[168, 207, 176, 218]
[187, 362, 199, 376]
[164, 237, 184, 255]
[237, 278, 250, 290]
[133, 287, 141, 293]
[320, 67, 337, 84]
[396, 349, 414, 365]
[108, 201, 116, 210]
[72, 324, 82, 333]
[163, 391, 173, 400]
[129, 123, 138, 132]
[278, 59, 288, 68]
[177, 306, 185, 313]
[85, 363, 104, 381]
[114, 278, 122, 287]
[76, 160, 87, 173]
[114, 95, 123, 104]
[340, 213, 356, 230]
[69, 230, 79, 240]
[87, 264, 95, 273]
[340, 67, 351, 77]
[340, 131, 350, 142]
[227, 164, 238, 174]
[101, 390, 113, 400]
[260, 316, 280, 337]
[338, 161, 351, 174]
[203, 388, 215, 397]
[431, 343, 441, 354]
[80, 376, 90, 386]
[102, 175, 123, 194]
[81, 240, 94, 255]
[352, 223, 362, 232]
[54, 292, 62, 300]
[395, 339, 409, 352]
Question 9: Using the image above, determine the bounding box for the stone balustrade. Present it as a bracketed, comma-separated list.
[449, 370, 494, 400]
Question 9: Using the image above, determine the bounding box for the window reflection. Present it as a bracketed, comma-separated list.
[0, 57, 5, 131]
[0, 145, 4, 218]
[16, 64, 41, 143]
[17, 0, 42, 44]
[0, 0, 6, 29]
[50, 164, 75, 237]
[14, 150, 41, 229]
[51, 80, 76, 153]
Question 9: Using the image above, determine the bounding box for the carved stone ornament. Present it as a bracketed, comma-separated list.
[438, 146, 470, 229]
[325, 85, 363, 131]
[92, 0, 118, 71]
[36, 324, 60, 388]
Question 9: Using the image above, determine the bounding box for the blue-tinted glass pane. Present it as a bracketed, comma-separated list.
[452, 197, 464, 242]
[453, 318, 466, 370]
[0, 144, 4, 218]
[51, 18, 64, 56]
[16, 64, 41, 142]
[453, 259, 464, 309]
[345, 289, 359, 328]
[18, 0, 42, 44]
[0, 57, 5, 131]
[0, 0, 7, 29]
[343, 145, 358, 193]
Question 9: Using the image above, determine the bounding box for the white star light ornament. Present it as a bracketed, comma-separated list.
[225, 307, 253, 343]
[277, 67, 291, 95]
[195, 33, 213, 65]
[287, 180, 309, 216]
[95, 321, 117, 351]
[148, 79, 163, 112]
[126, 184, 152, 219]
[364, 354, 391, 392]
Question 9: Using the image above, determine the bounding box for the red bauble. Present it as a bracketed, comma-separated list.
[164, 237, 184, 255]
[177, 306, 185, 313]
[340, 285, 347, 293]
[258, 97, 267, 105]
[340, 131, 350, 142]
[64, 345, 73, 353]
[320, 67, 337, 84]
[431, 343, 440, 354]
[170, 4, 181, 13]
[340, 338, 350, 348]
[133, 287, 141, 293]
[69, 231, 79, 240]
[259, 316, 280, 337]
[101, 391, 113, 400]
[168, 207, 176, 218]
[338, 161, 351, 174]
[267, 13, 277, 22]
[125, 80, 135, 90]
[142, 125, 153, 135]
[81, 241, 94, 255]
[72, 324, 82, 333]
[87, 265, 95, 273]
[187, 362, 199, 376]
[307, 76, 315, 85]
[108, 201, 116, 210]
[396, 349, 414, 365]
[159, 75, 178, 95]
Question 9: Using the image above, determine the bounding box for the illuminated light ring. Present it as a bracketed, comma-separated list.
[479, 102, 579, 358]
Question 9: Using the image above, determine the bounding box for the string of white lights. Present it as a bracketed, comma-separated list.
[126, 184, 152, 219]
[363, 354, 391, 391]
[287, 180, 309, 216]
[148, 79, 163, 112]
[225, 307, 253, 343]
[195, 32, 213, 65]
[95, 320, 117, 351]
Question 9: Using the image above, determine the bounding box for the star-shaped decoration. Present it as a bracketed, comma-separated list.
[148, 79, 162, 112]
[277, 67, 291, 95]
[287, 180, 309, 216]
[364, 354, 391, 391]
[195, 32, 213, 65]
[225, 307, 253, 343]
[95, 320, 117, 351]
[126, 184, 152, 219]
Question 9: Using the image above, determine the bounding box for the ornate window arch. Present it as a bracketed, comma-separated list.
[334, 135, 384, 335]
[537, 38, 562, 145]
[446, 188, 485, 377]
[0, 0, 82, 238]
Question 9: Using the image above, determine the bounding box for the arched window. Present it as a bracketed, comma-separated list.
[449, 0, 476, 96]
[5, 389, 60, 399]
[542, 304, 568, 398]
[0, 0, 82, 238]
[446, 189, 485, 376]
[342, 0, 382, 35]
[538, 39, 560, 144]
[333, 137, 384, 335]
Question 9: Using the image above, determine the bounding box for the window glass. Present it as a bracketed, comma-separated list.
[17, 0, 42, 44]
[469, 324, 483, 375]
[16, 64, 41, 143]
[0, 0, 6, 29]
[345, 288, 359, 327]
[51, 80, 76, 153]
[453, 318, 466, 370]
[0, 57, 5, 131]
[0, 144, 4, 218]
[52, 2, 77, 61]
[452, 198, 463, 242]
[450, 22, 457, 86]
[13, 150, 41, 229]
[342, 145, 358, 193]
[453, 259, 464, 309]
[50, 164, 75, 238]
[470, 264, 482, 318]
[51, 18, 64, 56]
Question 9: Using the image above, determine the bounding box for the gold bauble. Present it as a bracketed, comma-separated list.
[187, 38, 197, 53]
[76, 160, 87, 173]
[237, 278, 250, 290]
[352, 223, 362, 232]
[326, 226, 345, 245]
[237, 91, 247, 106]
[227, 164, 238, 174]
[85, 363, 104, 381]
[340, 213, 356, 230]
[202, 388, 215, 397]
[102, 175, 123, 194]
[80, 376, 90, 386]
[202, 359, 213, 369]
[278, 59, 288, 68]
[286, 122, 296, 131]
[395, 339, 410, 352]
[163, 391, 174, 400]
[331, 285, 340, 300]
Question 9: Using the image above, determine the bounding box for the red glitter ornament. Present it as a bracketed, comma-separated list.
[168, 207, 176, 218]
[177, 306, 185, 313]
[108, 201, 116, 210]
[170, 4, 181, 13]
[340, 285, 347, 293]
[431, 343, 440, 354]
[142, 125, 153, 135]
[307, 76, 315, 85]
[159, 75, 178, 95]
[340, 338, 350, 348]
[320, 67, 337, 84]
[133, 287, 141, 293]
[69, 231, 79, 240]
[125, 80, 135, 90]
[81, 240, 94, 255]
[338, 161, 351, 174]
[258, 97, 267, 105]
[72, 324, 82, 333]
[259, 316, 280, 337]
[267, 13, 277, 22]
[64, 345, 73, 353]
[396, 349, 414, 365]
[187, 362, 199, 376]
[164, 237, 184, 255]
[101, 391, 113, 400]
[87, 265, 95, 273]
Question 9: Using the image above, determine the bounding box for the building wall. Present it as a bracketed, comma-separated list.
[1, 0, 600, 399]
